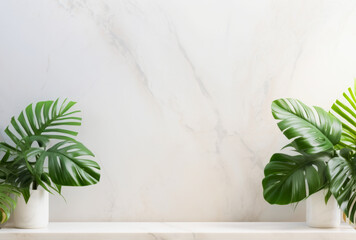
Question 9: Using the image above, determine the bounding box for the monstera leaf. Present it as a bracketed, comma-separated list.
[30, 141, 100, 187]
[10, 140, 100, 198]
[328, 148, 356, 223]
[331, 81, 356, 149]
[272, 98, 342, 154]
[263, 153, 328, 204]
[4, 99, 81, 151]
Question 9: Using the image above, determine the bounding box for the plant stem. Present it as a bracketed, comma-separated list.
[32, 180, 38, 190]
[32, 153, 40, 191]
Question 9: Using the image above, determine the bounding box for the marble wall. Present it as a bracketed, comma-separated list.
[0, 0, 356, 221]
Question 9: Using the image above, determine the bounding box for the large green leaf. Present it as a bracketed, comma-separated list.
[328, 148, 356, 223]
[46, 141, 100, 186]
[331, 81, 356, 149]
[5, 99, 82, 150]
[23, 141, 100, 187]
[263, 153, 328, 204]
[272, 98, 342, 154]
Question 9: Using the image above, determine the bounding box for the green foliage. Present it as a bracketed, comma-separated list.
[328, 80, 356, 223]
[0, 165, 20, 224]
[263, 98, 342, 205]
[328, 148, 356, 224]
[263, 84, 356, 225]
[262, 81, 356, 225]
[0, 184, 20, 224]
[331, 81, 356, 149]
[272, 98, 342, 154]
[0, 99, 100, 203]
[263, 152, 328, 205]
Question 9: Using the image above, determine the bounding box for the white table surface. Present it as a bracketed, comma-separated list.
[0, 222, 355, 240]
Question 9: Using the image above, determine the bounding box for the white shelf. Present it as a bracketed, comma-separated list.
[0, 222, 355, 240]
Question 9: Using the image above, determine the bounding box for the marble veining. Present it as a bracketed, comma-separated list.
[0, 0, 356, 221]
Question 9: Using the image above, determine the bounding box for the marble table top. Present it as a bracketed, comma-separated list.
[0, 222, 355, 240]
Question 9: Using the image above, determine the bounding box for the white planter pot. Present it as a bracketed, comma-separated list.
[306, 190, 340, 228]
[12, 187, 49, 229]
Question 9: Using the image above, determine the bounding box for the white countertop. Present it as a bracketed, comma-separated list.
[0, 222, 355, 240]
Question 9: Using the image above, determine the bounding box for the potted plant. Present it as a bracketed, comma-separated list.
[0, 99, 100, 228]
[263, 81, 356, 227]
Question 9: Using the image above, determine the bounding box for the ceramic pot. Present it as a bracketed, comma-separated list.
[12, 187, 48, 229]
[306, 190, 340, 228]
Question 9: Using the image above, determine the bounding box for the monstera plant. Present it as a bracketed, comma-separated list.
[0, 99, 100, 223]
[263, 81, 356, 224]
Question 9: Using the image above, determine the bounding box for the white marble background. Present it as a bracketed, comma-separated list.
[0, 0, 356, 222]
